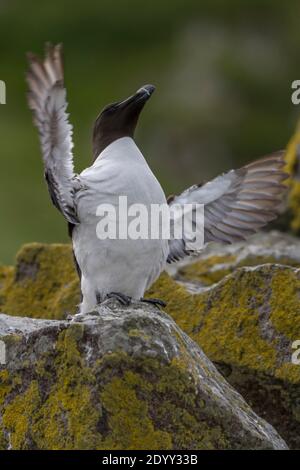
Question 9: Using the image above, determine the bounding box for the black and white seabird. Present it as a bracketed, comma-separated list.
[26, 44, 288, 314]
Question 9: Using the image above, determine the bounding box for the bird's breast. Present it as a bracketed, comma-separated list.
[77, 138, 167, 222]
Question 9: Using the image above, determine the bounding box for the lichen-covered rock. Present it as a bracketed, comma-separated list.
[3, 232, 300, 320]
[172, 231, 300, 288]
[1, 235, 299, 447]
[149, 263, 300, 449]
[0, 303, 287, 450]
[285, 122, 300, 232]
[0, 243, 80, 319]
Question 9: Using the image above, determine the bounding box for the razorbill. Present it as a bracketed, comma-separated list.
[26, 44, 288, 314]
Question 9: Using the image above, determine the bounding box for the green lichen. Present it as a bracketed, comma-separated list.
[0, 243, 80, 319]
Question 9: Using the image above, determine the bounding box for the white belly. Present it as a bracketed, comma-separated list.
[73, 137, 169, 313]
[73, 230, 167, 312]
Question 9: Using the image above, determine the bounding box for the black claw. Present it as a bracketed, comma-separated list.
[107, 292, 132, 306]
[140, 297, 167, 309]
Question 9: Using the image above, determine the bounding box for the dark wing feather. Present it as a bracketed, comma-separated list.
[168, 151, 288, 263]
[26, 43, 79, 224]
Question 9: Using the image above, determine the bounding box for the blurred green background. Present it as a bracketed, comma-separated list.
[0, 0, 300, 264]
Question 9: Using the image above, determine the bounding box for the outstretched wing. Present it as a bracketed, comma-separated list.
[26, 43, 79, 224]
[167, 151, 288, 262]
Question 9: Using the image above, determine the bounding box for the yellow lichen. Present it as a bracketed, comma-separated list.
[99, 371, 172, 450]
[269, 269, 300, 340]
[0, 266, 14, 308]
[179, 254, 300, 286]
[178, 255, 236, 285]
[147, 272, 204, 332]
[0, 326, 232, 449]
[31, 325, 102, 450]
[1, 242, 299, 386]
[285, 121, 300, 232]
[97, 353, 229, 450]
[149, 266, 300, 383]
[275, 363, 300, 384]
[0, 427, 7, 450]
[0, 325, 102, 450]
[2, 381, 40, 449]
[1, 242, 300, 448]
[0, 243, 80, 319]
[0, 370, 12, 405]
[187, 269, 277, 373]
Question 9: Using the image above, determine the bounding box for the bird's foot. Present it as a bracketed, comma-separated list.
[140, 297, 167, 309]
[106, 292, 132, 306]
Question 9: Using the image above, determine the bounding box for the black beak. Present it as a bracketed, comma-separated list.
[135, 84, 156, 100]
[118, 84, 155, 109]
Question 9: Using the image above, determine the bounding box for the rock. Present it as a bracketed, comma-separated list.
[0, 243, 80, 319]
[285, 121, 300, 232]
[149, 263, 300, 449]
[1, 233, 299, 447]
[171, 230, 300, 289]
[0, 302, 287, 450]
[2, 231, 300, 319]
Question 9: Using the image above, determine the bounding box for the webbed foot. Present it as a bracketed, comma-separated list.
[107, 292, 132, 306]
[140, 297, 167, 309]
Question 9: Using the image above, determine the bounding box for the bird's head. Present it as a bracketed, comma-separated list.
[92, 84, 155, 160]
